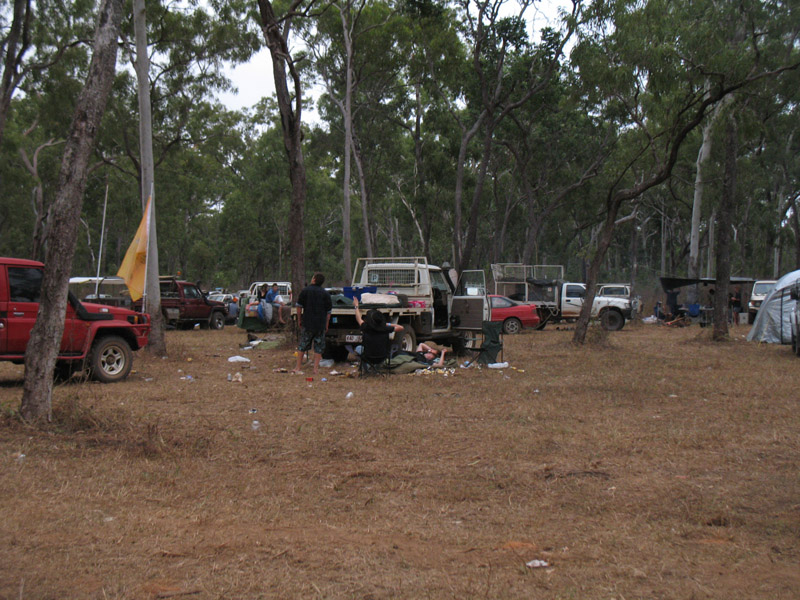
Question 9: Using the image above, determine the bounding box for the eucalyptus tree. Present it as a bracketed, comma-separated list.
[89, 0, 258, 282]
[20, 0, 123, 422]
[255, 0, 320, 297]
[569, 0, 800, 344]
[415, 0, 581, 271]
[0, 0, 98, 149]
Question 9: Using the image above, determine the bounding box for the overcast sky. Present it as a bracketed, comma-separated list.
[217, 48, 275, 111]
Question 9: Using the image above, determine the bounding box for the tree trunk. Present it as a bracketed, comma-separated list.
[688, 116, 713, 303]
[134, 0, 167, 356]
[706, 211, 715, 278]
[452, 115, 486, 271]
[460, 124, 494, 270]
[0, 0, 31, 148]
[20, 0, 123, 422]
[256, 0, 308, 298]
[713, 116, 737, 341]
[339, 2, 354, 279]
[351, 131, 373, 257]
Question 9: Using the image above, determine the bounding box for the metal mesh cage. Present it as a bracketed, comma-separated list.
[365, 268, 417, 286]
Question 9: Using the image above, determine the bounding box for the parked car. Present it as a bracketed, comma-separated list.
[749, 280, 777, 323]
[208, 293, 238, 324]
[1, 257, 151, 382]
[133, 277, 227, 330]
[489, 294, 540, 334]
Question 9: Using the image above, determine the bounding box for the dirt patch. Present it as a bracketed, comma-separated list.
[1, 324, 799, 598]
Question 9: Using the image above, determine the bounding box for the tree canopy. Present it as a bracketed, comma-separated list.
[1, 0, 798, 301]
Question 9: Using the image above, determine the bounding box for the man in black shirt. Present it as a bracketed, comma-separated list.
[293, 273, 333, 374]
[353, 297, 403, 366]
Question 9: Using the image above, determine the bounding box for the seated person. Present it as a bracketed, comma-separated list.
[653, 301, 666, 321]
[255, 284, 273, 323]
[353, 297, 403, 362]
[415, 342, 447, 368]
[264, 282, 289, 325]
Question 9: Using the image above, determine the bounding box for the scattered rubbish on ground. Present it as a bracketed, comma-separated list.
[249, 408, 257, 414]
[273, 367, 288, 373]
[319, 358, 334, 368]
[13, 452, 25, 463]
[227, 373, 232, 381]
[249, 340, 280, 350]
[251, 420, 260, 431]
[228, 355, 251, 363]
[413, 367, 457, 376]
[180, 374, 194, 381]
[345, 392, 354, 399]
[144, 377, 154, 382]
[488, 362, 509, 369]
[526, 559, 550, 568]
[231, 372, 243, 383]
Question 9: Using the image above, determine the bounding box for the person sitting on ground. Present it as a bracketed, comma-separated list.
[264, 282, 288, 325]
[415, 342, 447, 368]
[353, 297, 403, 363]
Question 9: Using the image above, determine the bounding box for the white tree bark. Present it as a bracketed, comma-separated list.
[134, 0, 166, 355]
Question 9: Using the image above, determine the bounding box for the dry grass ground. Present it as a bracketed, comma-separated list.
[1, 323, 798, 599]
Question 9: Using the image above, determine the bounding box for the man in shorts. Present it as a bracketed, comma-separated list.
[293, 273, 332, 374]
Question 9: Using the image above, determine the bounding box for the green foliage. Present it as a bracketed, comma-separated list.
[1, 0, 799, 294]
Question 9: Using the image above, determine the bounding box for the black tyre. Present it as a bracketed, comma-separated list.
[449, 332, 478, 356]
[503, 317, 523, 335]
[535, 309, 550, 330]
[396, 327, 417, 352]
[90, 335, 133, 383]
[600, 309, 625, 332]
[210, 311, 225, 330]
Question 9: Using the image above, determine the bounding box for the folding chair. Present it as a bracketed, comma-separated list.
[359, 350, 391, 376]
[468, 321, 504, 366]
[358, 333, 393, 376]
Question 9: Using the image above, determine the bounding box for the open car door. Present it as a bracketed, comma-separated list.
[450, 270, 489, 332]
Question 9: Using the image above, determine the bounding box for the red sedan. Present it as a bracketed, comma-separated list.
[489, 295, 540, 334]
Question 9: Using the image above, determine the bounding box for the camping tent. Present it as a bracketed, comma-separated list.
[746, 269, 800, 344]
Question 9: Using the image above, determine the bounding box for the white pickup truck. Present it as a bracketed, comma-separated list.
[491, 263, 634, 331]
[317, 257, 488, 356]
[528, 280, 634, 330]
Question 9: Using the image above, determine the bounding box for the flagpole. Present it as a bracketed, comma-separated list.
[94, 182, 110, 298]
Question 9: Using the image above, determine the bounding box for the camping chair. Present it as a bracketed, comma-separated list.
[466, 321, 504, 366]
[358, 333, 393, 376]
[359, 349, 391, 376]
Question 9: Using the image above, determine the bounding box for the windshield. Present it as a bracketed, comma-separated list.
[753, 282, 775, 295]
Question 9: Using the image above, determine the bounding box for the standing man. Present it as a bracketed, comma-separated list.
[293, 273, 332, 374]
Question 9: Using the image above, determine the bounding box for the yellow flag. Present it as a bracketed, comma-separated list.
[117, 196, 151, 302]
